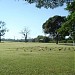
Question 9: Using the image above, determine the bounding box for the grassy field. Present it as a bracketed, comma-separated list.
[0, 42, 75, 75]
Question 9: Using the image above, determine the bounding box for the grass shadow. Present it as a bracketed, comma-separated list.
[58, 43, 74, 46]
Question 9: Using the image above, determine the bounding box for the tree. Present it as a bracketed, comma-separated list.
[36, 35, 44, 42]
[65, 1, 75, 13]
[43, 36, 50, 43]
[21, 27, 30, 42]
[20, 0, 73, 9]
[0, 21, 7, 42]
[42, 15, 66, 44]
[58, 1, 75, 45]
[35, 35, 50, 43]
[58, 14, 75, 45]
[66, 1, 75, 45]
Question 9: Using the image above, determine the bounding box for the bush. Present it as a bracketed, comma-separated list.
[67, 40, 73, 43]
[59, 40, 74, 43]
[59, 40, 67, 43]
[49, 40, 56, 43]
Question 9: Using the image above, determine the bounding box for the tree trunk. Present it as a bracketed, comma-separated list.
[0, 33, 1, 43]
[24, 36, 26, 42]
[25, 34, 27, 42]
[26, 33, 27, 42]
[56, 33, 59, 44]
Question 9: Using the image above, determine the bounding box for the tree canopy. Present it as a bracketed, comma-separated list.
[23, 0, 74, 9]
[0, 21, 7, 42]
[65, 1, 75, 13]
[58, 1, 75, 45]
[42, 15, 66, 35]
[42, 15, 66, 44]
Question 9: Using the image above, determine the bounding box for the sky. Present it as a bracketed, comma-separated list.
[0, 0, 69, 39]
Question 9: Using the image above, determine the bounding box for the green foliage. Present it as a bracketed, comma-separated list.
[58, 1, 75, 41]
[57, 20, 70, 36]
[43, 36, 50, 43]
[42, 15, 66, 35]
[35, 35, 44, 42]
[22, 0, 73, 9]
[59, 40, 67, 43]
[65, 0, 75, 13]
[59, 40, 74, 43]
[67, 40, 74, 43]
[35, 35, 50, 43]
[0, 21, 6, 36]
[42, 15, 66, 44]
[0, 21, 7, 42]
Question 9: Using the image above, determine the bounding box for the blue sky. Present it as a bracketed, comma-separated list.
[0, 0, 69, 39]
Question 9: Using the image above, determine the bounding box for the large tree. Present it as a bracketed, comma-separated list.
[58, 1, 75, 45]
[42, 15, 66, 44]
[21, 0, 73, 9]
[0, 21, 7, 42]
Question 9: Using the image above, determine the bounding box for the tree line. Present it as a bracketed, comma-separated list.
[18, 0, 75, 45]
[0, 0, 75, 45]
[42, 0, 75, 45]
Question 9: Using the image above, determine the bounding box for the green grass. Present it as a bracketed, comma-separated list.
[0, 42, 75, 75]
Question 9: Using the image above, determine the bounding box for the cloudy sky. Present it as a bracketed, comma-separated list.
[0, 0, 69, 39]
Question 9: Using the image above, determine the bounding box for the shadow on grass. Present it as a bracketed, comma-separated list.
[58, 43, 74, 46]
[0, 42, 4, 43]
